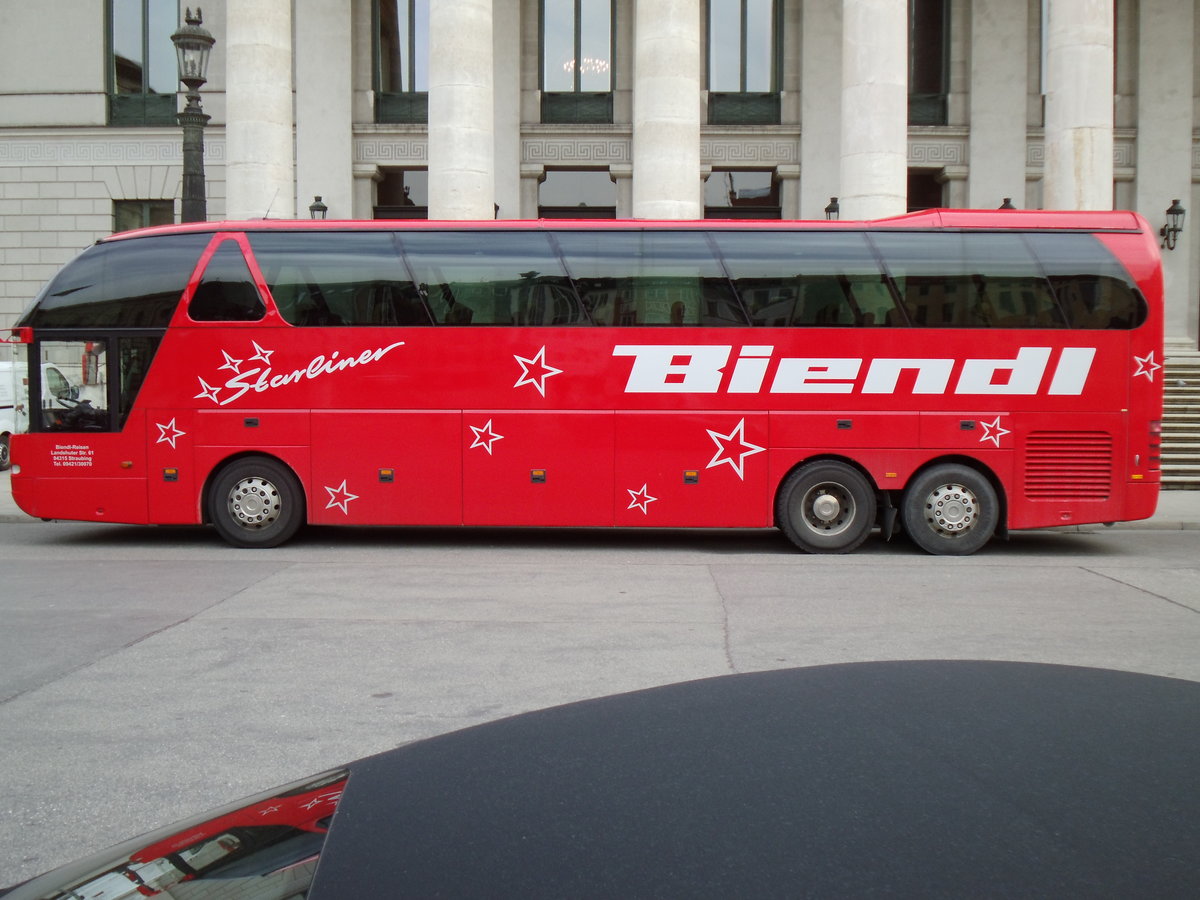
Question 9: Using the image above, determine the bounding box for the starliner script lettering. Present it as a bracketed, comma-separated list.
[196, 342, 405, 406]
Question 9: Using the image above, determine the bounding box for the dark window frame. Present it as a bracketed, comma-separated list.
[106, 0, 178, 126]
[374, 0, 429, 123]
[705, 0, 782, 125]
[539, 0, 616, 124]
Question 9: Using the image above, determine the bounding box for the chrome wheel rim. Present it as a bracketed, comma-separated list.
[800, 482, 855, 536]
[227, 476, 282, 530]
[923, 483, 978, 536]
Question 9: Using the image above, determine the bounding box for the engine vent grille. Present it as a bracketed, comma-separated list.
[1024, 431, 1114, 500]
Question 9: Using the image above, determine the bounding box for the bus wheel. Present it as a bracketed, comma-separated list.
[208, 457, 304, 548]
[901, 464, 998, 556]
[776, 461, 877, 554]
[0, 434, 9, 471]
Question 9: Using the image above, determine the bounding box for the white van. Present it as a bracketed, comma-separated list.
[0, 360, 77, 470]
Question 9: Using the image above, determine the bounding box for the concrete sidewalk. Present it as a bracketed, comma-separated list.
[1, 468, 1195, 530]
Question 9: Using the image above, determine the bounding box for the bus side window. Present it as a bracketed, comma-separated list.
[188, 241, 266, 322]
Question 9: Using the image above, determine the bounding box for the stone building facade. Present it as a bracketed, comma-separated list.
[1, 0, 1198, 359]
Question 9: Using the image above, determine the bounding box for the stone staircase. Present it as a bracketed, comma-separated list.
[1163, 355, 1200, 490]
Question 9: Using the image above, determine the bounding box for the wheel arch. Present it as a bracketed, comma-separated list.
[200, 451, 309, 526]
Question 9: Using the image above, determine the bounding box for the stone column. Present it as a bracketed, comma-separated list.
[800, 0, 841, 219]
[632, 0, 701, 219]
[968, 0, 1026, 208]
[493, 0, 521, 220]
[295, 1, 352, 219]
[1043, 0, 1113, 210]
[1136, 0, 1196, 351]
[839, 0, 907, 220]
[428, 0, 495, 219]
[225, 0, 295, 220]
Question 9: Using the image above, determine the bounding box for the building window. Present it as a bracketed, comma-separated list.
[107, 0, 177, 126]
[907, 169, 944, 211]
[706, 0, 780, 125]
[538, 170, 616, 218]
[375, 169, 428, 219]
[540, 0, 614, 124]
[704, 170, 781, 219]
[113, 200, 174, 233]
[375, 0, 429, 123]
[909, 0, 949, 125]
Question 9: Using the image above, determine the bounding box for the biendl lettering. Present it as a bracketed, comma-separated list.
[612, 345, 1097, 396]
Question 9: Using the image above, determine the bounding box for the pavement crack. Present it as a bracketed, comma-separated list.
[1082, 567, 1200, 614]
[708, 567, 739, 674]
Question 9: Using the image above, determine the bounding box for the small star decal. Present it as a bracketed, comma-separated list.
[155, 418, 186, 449]
[514, 346, 563, 397]
[258, 805, 281, 816]
[194, 377, 221, 404]
[324, 479, 359, 515]
[469, 419, 504, 455]
[1133, 351, 1161, 382]
[705, 418, 766, 480]
[250, 341, 274, 366]
[627, 483, 657, 514]
[979, 416, 1011, 448]
[218, 350, 243, 375]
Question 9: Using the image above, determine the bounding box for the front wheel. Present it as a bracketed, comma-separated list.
[207, 457, 305, 548]
[776, 461, 877, 554]
[901, 464, 998, 556]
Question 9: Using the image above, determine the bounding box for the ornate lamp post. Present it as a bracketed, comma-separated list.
[171, 8, 215, 223]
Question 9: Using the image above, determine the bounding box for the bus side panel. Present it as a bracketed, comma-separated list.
[10, 420, 149, 524]
[310, 410, 462, 526]
[146, 408, 198, 524]
[614, 411, 769, 527]
[463, 410, 613, 526]
[1010, 411, 1128, 530]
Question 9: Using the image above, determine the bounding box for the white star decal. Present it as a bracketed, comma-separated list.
[1133, 351, 1161, 382]
[155, 417, 186, 449]
[705, 418, 766, 480]
[324, 479, 359, 515]
[979, 416, 1011, 448]
[194, 377, 221, 404]
[258, 805, 281, 816]
[469, 419, 504, 455]
[250, 341, 274, 366]
[514, 346, 562, 397]
[627, 483, 657, 514]
[218, 350, 243, 375]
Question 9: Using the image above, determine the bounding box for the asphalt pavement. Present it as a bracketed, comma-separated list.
[2, 468, 1196, 529]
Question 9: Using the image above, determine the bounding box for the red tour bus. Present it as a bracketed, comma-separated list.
[6, 210, 1163, 553]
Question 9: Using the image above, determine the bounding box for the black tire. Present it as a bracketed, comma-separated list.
[776, 461, 877, 554]
[207, 457, 304, 548]
[901, 464, 998, 556]
[0, 433, 9, 471]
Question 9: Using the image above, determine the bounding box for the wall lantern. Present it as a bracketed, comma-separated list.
[824, 197, 839, 221]
[1160, 199, 1185, 251]
[309, 196, 329, 219]
[999, 198, 1016, 209]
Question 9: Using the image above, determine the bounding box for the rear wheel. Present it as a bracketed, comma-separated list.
[901, 464, 998, 556]
[0, 433, 9, 471]
[776, 461, 877, 554]
[208, 457, 304, 548]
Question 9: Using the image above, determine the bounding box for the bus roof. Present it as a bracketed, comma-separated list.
[99, 208, 1148, 243]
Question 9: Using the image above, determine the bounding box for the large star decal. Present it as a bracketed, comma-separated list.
[155, 417, 186, 449]
[705, 418, 766, 480]
[979, 416, 1011, 448]
[324, 479, 359, 515]
[627, 483, 657, 514]
[514, 346, 562, 397]
[469, 419, 504, 455]
[1133, 351, 1161, 382]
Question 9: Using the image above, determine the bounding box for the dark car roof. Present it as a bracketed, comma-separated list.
[310, 660, 1200, 896]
